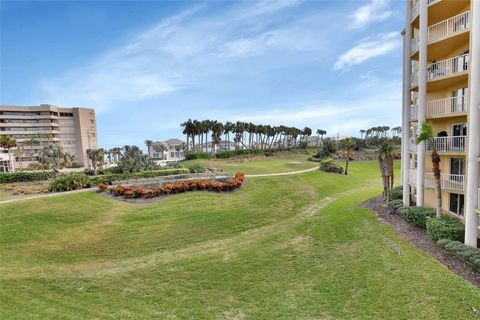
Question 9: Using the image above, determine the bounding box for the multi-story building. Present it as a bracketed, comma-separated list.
[147, 139, 186, 162]
[0, 104, 98, 169]
[401, 0, 479, 247]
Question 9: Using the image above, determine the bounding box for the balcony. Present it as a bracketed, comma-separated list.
[409, 169, 417, 184]
[411, 1, 419, 21]
[410, 105, 418, 121]
[427, 136, 466, 154]
[427, 54, 469, 82]
[411, 72, 418, 89]
[410, 37, 419, 56]
[426, 95, 468, 118]
[428, 11, 470, 44]
[409, 138, 417, 152]
[428, 0, 439, 5]
[425, 173, 465, 191]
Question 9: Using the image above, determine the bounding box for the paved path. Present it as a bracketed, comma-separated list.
[0, 166, 320, 205]
[245, 166, 319, 178]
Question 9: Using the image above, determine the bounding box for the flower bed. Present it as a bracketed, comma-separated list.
[99, 172, 245, 198]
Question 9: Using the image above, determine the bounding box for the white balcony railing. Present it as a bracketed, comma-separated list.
[428, 0, 439, 5]
[427, 54, 469, 81]
[411, 72, 418, 88]
[411, 1, 419, 19]
[427, 136, 467, 153]
[425, 173, 465, 191]
[409, 169, 417, 184]
[410, 105, 418, 120]
[411, 37, 419, 55]
[409, 138, 417, 152]
[427, 95, 468, 117]
[428, 11, 470, 43]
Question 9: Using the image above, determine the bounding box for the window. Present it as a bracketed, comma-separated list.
[450, 158, 465, 175]
[59, 112, 73, 117]
[449, 193, 464, 216]
[170, 152, 174, 158]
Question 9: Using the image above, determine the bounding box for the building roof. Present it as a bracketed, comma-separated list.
[163, 138, 184, 145]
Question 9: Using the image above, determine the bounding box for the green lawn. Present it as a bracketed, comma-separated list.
[1, 161, 479, 319]
[184, 152, 318, 175]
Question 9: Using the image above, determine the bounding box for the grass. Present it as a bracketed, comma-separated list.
[1, 160, 479, 319]
[184, 151, 317, 175]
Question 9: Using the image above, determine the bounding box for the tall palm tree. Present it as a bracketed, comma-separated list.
[144, 140, 153, 158]
[360, 129, 366, 140]
[87, 148, 105, 176]
[378, 142, 394, 201]
[0, 136, 17, 172]
[416, 122, 442, 218]
[341, 138, 355, 175]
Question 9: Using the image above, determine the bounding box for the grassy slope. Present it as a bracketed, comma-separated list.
[1, 161, 479, 319]
[184, 152, 317, 175]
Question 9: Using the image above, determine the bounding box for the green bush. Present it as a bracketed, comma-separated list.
[186, 152, 211, 160]
[426, 215, 464, 242]
[319, 158, 344, 174]
[0, 171, 52, 184]
[188, 163, 206, 173]
[437, 239, 480, 271]
[388, 199, 404, 213]
[49, 173, 90, 192]
[389, 186, 403, 201]
[401, 206, 435, 229]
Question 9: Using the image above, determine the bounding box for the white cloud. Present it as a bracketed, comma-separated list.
[350, 0, 393, 28]
[334, 32, 400, 71]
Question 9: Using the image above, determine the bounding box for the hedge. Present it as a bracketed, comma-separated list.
[388, 199, 404, 213]
[388, 186, 403, 201]
[319, 158, 344, 174]
[437, 239, 480, 271]
[49, 168, 190, 192]
[185, 147, 305, 160]
[426, 215, 464, 242]
[400, 206, 435, 229]
[0, 171, 52, 184]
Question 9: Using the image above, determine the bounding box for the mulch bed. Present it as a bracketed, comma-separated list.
[362, 196, 480, 287]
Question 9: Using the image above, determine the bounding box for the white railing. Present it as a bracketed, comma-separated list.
[425, 173, 465, 191]
[428, 11, 470, 43]
[427, 54, 469, 80]
[411, 72, 418, 88]
[427, 136, 467, 153]
[410, 105, 418, 120]
[409, 169, 417, 184]
[410, 37, 419, 55]
[409, 138, 417, 152]
[427, 95, 468, 117]
[428, 0, 439, 5]
[411, 1, 419, 19]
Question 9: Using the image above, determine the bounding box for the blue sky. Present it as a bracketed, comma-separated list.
[0, 0, 405, 148]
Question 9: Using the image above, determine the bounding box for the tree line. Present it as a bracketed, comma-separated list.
[180, 119, 328, 154]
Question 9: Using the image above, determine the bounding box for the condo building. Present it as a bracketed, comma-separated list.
[401, 0, 480, 247]
[0, 104, 98, 169]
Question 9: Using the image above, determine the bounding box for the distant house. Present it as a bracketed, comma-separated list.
[148, 138, 185, 161]
[195, 140, 236, 154]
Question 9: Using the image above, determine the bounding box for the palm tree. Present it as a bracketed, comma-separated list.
[87, 148, 105, 176]
[316, 129, 327, 146]
[378, 142, 394, 201]
[0, 136, 17, 172]
[144, 140, 153, 158]
[341, 138, 355, 175]
[360, 129, 366, 140]
[416, 122, 442, 218]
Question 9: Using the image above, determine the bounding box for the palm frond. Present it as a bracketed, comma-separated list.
[415, 122, 434, 145]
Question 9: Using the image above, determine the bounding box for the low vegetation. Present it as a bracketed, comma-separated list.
[437, 239, 480, 271]
[318, 157, 344, 174]
[426, 215, 465, 242]
[0, 171, 52, 184]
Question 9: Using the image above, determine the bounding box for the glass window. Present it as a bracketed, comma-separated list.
[449, 193, 464, 216]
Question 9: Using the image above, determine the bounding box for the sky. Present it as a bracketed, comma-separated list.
[0, 0, 405, 149]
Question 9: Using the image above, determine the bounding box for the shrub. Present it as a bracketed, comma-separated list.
[186, 152, 211, 160]
[188, 163, 206, 173]
[319, 158, 344, 174]
[437, 239, 480, 271]
[89, 168, 190, 186]
[0, 171, 52, 184]
[389, 186, 403, 201]
[426, 215, 464, 242]
[104, 172, 245, 198]
[401, 206, 435, 229]
[49, 173, 90, 192]
[388, 199, 404, 213]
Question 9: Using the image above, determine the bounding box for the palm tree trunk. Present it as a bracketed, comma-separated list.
[432, 149, 442, 218]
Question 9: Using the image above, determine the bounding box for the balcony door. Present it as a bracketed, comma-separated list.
[450, 158, 465, 175]
[452, 123, 467, 136]
[449, 193, 465, 216]
[451, 88, 468, 112]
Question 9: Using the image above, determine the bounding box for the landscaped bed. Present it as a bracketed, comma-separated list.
[99, 172, 245, 200]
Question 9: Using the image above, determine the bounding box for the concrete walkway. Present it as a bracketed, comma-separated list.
[0, 166, 320, 205]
